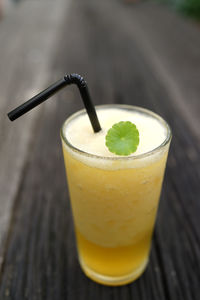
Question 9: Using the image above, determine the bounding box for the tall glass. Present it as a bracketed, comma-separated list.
[61, 105, 171, 286]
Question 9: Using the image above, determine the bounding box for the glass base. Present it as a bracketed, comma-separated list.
[79, 257, 148, 286]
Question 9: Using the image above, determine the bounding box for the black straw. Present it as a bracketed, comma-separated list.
[7, 73, 101, 133]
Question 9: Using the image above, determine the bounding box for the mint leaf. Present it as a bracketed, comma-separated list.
[105, 121, 139, 156]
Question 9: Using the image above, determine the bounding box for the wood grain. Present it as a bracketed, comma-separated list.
[0, 0, 71, 266]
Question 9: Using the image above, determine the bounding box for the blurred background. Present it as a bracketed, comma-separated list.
[2, 0, 200, 20]
[156, 0, 200, 19]
[0, 0, 200, 299]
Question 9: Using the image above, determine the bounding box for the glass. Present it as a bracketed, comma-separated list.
[61, 105, 171, 286]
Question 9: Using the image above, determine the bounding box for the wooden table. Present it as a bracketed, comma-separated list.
[0, 0, 200, 299]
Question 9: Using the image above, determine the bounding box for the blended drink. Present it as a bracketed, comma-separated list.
[61, 105, 171, 286]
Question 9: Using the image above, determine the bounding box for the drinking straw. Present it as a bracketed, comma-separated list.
[7, 73, 101, 133]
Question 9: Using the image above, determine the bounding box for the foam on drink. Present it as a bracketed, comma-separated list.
[62, 106, 168, 169]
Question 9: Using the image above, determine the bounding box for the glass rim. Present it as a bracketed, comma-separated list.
[61, 104, 172, 161]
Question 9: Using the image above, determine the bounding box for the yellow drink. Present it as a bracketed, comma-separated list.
[61, 105, 171, 286]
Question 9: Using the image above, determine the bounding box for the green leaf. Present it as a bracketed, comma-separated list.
[105, 121, 140, 156]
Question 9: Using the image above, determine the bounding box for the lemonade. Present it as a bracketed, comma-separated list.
[61, 105, 171, 286]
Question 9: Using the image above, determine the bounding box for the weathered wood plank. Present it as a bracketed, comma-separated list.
[0, 0, 71, 267]
[0, 0, 200, 299]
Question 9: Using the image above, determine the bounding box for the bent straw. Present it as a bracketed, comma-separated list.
[7, 73, 101, 133]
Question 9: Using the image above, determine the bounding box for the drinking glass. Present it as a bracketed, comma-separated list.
[61, 104, 171, 286]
